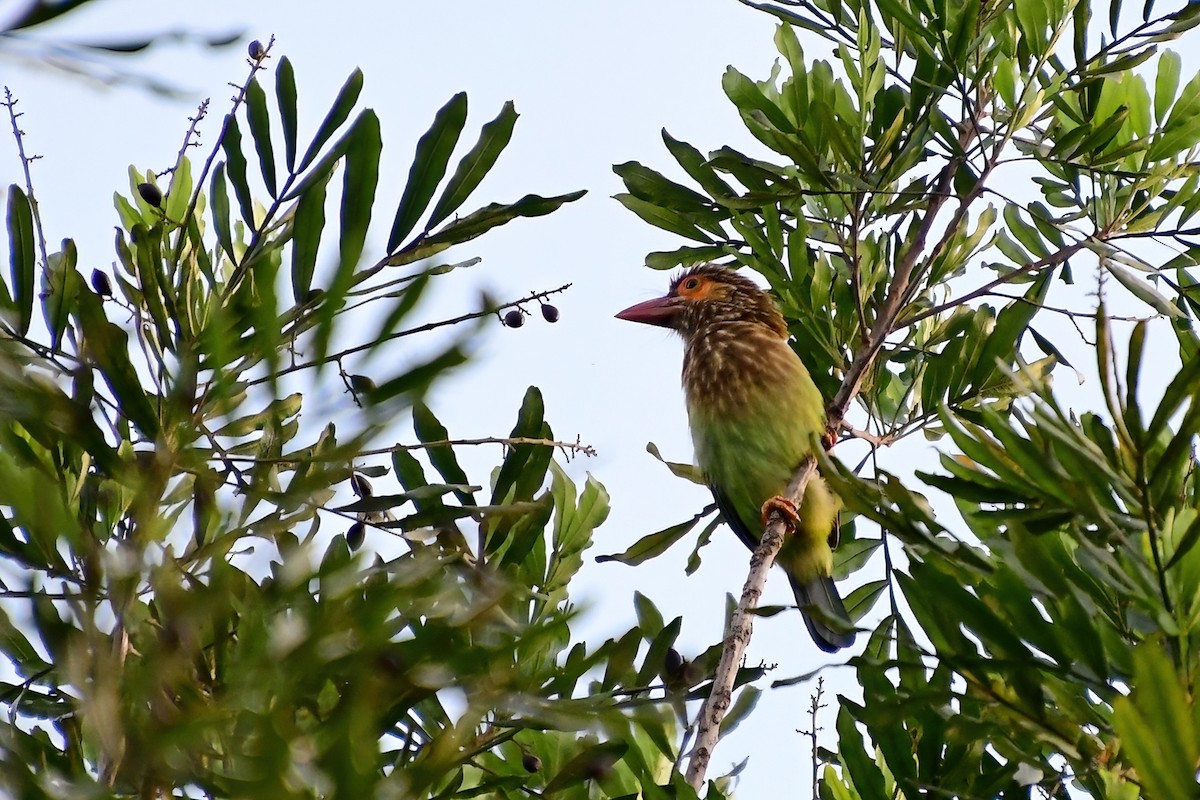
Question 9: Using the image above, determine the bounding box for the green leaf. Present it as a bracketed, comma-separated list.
[719, 686, 761, 736]
[221, 116, 255, 227]
[614, 161, 713, 211]
[297, 68, 364, 171]
[542, 741, 628, 795]
[388, 92, 469, 252]
[1155, 50, 1182, 124]
[6, 185, 34, 335]
[843, 579, 887, 622]
[289, 169, 330, 302]
[1112, 644, 1199, 800]
[425, 100, 518, 230]
[210, 162, 235, 262]
[413, 402, 475, 506]
[276, 56, 299, 171]
[645, 441, 705, 484]
[75, 286, 159, 438]
[595, 517, 699, 566]
[315, 110, 381, 363]
[1104, 260, 1182, 317]
[662, 129, 736, 200]
[614, 194, 714, 243]
[245, 77, 277, 197]
[388, 191, 587, 265]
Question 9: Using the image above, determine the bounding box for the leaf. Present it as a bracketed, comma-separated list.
[1112, 644, 1199, 800]
[425, 100, 518, 230]
[614, 162, 713, 211]
[387, 191, 586, 266]
[1104, 259, 1182, 317]
[719, 686, 761, 736]
[289, 169, 330, 302]
[542, 741, 628, 795]
[6, 185, 34, 335]
[413, 402, 475, 506]
[843, 579, 887, 622]
[595, 517, 698, 566]
[245, 77, 277, 197]
[75, 287, 159, 438]
[645, 441, 705, 484]
[276, 56, 299, 171]
[388, 92, 469, 252]
[220, 116, 255, 227]
[314, 110, 381, 363]
[297, 68, 364, 171]
[210, 162, 235, 262]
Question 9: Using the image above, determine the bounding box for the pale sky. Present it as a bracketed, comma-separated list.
[3, 1, 1192, 796]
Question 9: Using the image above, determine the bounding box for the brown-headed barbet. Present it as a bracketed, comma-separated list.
[617, 264, 855, 652]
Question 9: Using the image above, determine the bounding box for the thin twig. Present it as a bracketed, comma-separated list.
[797, 677, 826, 800]
[2, 87, 50, 271]
[170, 37, 273, 267]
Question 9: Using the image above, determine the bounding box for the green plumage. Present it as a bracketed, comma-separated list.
[617, 264, 855, 652]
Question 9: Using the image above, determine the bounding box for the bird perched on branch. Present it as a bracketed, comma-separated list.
[616, 264, 854, 652]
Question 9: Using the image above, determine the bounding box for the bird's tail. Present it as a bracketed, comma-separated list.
[791, 575, 856, 653]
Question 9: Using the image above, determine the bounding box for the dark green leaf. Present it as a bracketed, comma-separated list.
[426, 100, 518, 229]
[595, 517, 699, 566]
[245, 77, 277, 197]
[289, 169, 330, 303]
[6, 185, 34, 335]
[276, 56, 299, 171]
[388, 92, 469, 252]
[297, 68, 364, 171]
[220, 116, 255, 227]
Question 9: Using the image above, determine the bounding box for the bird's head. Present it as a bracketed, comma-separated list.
[615, 264, 787, 340]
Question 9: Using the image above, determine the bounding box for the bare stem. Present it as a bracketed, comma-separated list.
[3, 87, 50, 271]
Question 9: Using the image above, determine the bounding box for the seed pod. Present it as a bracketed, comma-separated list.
[540, 303, 560, 323]
[521, 753, 542, 773]
[137, 183, 163, 208]
[90, 269, 113, 298]
[664, 648, 685, 678]
[248, 39, 265, 59]
[350, 473, 373, 498]
[503, 309, 525, 328]
[346, 521, 366, 551]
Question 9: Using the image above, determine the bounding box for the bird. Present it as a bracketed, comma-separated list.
[616, 264, 855, 652]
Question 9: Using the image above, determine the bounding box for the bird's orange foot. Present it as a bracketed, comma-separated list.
[761, 496, 800, 533]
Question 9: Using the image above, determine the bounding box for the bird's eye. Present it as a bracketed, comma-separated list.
[682, 278, 700, 291]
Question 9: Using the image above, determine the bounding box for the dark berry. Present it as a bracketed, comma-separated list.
[521, 753, 542, 773]
[349, 374, 377, 394]
[503, 309, 525, 328]
[346, 521, 365, 551]
[137, 183, 163, 208]
[248, 40, 265, 59]
[90, 269, 113, 298]
[664, 648, 685, 678]
[351, 473, 373, 498]
[540, 303, 560, 323]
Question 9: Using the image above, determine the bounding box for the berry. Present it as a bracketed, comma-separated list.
[346, 521, 365, 551]
[350, 473, 373, 498]
[248, 40, 265, 59]
[137, 183, 163, 208]
[664, 648, 685, 678]
[90, 269, 112, 298]
[540, 303, 560, 323]
[521, 753, 542, 773]
[503, 309, 525, 328]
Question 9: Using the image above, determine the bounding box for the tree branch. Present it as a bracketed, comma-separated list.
[686, 457, 817, 790]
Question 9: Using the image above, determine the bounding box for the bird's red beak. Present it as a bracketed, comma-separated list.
[615, 296, 678, 328]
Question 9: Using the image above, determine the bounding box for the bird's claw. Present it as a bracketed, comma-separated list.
[761, 496, 800, 533]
